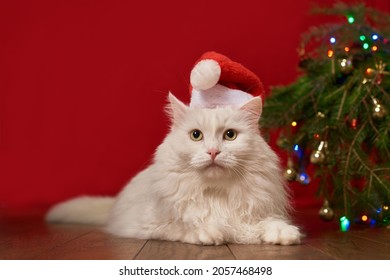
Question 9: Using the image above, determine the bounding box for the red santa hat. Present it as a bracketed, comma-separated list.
[189, 51, 264, 108]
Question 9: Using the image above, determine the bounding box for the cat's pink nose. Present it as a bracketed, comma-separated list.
[207, 148, 220, 160]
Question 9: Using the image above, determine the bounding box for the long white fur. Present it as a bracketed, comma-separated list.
[46, 93, 301, 245]
[46, 196, 114, 225]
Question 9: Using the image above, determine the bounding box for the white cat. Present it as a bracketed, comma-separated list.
[46, 93, 301, 245]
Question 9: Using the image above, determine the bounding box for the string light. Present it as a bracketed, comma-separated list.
[340, 216, 350, 232]
[372, 45, 378, 52]
[361, 215, 368, 222]
[298, 172, 311, 185]
[351, 118, 358, 129]
[363, 43, 369, 49]
[347, 16, 355, 24]
[327, 50, 334, 58]
[293, 144, 304, 159]
[330, 37, 336, 44]
[366, 68, 374, 75]
[360, 35, 366, 41]
[291, 121, 297, 127]
[372, 34, 378, 40]
[344, 47, 350, 52]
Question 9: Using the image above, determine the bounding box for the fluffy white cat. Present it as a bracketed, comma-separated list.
[46, 93, 301, 245]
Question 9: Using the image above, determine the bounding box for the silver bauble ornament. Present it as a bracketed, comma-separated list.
[284, 167, 297, 182]
[310, 141, 327, 165]
[373, 103, 387, 120]
[319, 200, 335, 221]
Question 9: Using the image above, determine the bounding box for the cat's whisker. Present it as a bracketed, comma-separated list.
[230, 166, 252, 188]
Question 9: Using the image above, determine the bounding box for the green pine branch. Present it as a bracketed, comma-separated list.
[261, 1, 390, 228]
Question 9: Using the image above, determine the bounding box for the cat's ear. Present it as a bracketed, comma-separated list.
[166, 92, 188, 125]
[240, 96, 262, 121]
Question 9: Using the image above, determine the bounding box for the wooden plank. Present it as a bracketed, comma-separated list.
[228, 243, 333, 260]
[36, 230, 147, 260]
[1, 209, 389, 260]
[349, 228, 390, 244]
[0, 223, 95, 260]
[306, 229, 390, 259]
[136, 240, 235, 260]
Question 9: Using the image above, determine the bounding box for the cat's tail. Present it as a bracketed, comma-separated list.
[45, 196, 115, 226]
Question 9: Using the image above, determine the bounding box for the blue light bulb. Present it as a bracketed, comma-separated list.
[298, 172, 310, 185]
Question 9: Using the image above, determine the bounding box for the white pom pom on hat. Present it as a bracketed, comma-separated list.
[190, 59, 221, 90]
[189, 51, 264, 108]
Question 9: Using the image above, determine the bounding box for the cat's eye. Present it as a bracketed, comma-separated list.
[224, 129, 237, 141]
[190, 129, 203, 141]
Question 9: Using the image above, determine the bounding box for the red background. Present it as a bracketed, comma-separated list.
[1, 0, 389, 210]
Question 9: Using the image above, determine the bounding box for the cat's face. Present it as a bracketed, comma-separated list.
[162, 93, 263, 180]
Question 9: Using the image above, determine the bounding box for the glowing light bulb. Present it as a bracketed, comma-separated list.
[372, 45, 378, 51]
[361, 215, 368, 222]
[384, 205, 389, 211]
[293, 144, 304, 159]
[344, 47, 350, 52]
[360, 35, 366, 41]
[340, 216, 350, 232]
[327, 50, 334, 58]
[330, 37, 336, 44]
[363, 43, 369, 49]
[348, 16, 355, 24]
[291, 121, 297, 127]
[351, 118, 358, 129]
[298, 172, 310, 185]
[372, 34, 378, 40]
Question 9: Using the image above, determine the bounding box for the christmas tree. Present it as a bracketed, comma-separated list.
[261, 2, 390, 231]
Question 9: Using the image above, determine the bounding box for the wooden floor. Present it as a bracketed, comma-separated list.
[1, 207, 389, 260]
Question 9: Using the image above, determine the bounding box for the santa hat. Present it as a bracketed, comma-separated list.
[189, 51, 264, 108]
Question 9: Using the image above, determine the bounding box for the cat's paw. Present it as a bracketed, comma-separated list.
[261, 220, 301, 245]
[198, 228, 225, 246]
